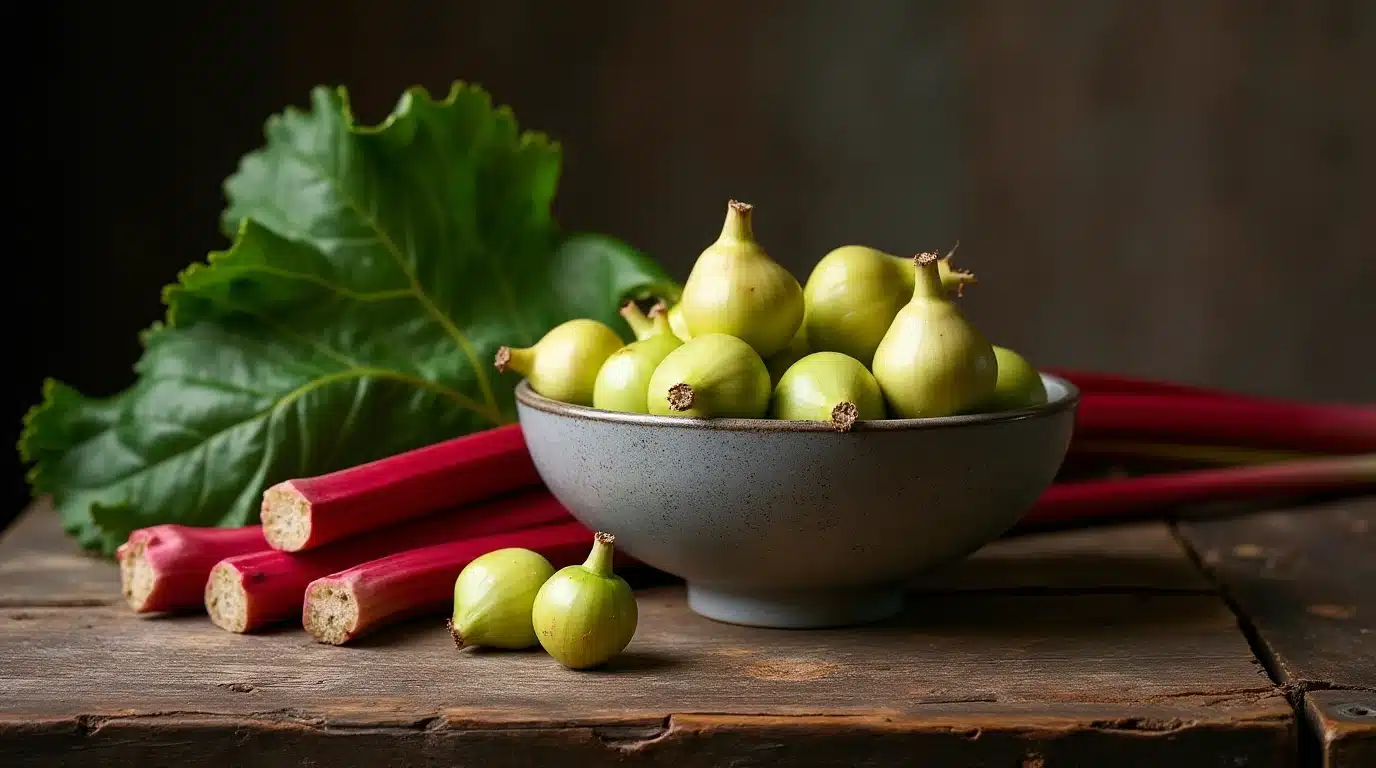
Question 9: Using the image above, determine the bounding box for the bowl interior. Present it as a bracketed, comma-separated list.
[515, 373, 1078, 431]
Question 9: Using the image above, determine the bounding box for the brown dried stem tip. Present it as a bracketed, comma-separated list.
[594, 532, 616, 546]
[647, 300, 668, 318]
[493, 346, 512, 373]
[941, 240, 977, 297]
[446, 618, 466, 649]
[913, 251, 942, 267]
[830, 402, 859, 432]
[667, 383, 696, 411]
[727, 199, 754, 214]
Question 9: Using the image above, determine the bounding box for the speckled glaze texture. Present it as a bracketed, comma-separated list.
[516, 375, 1078, 628]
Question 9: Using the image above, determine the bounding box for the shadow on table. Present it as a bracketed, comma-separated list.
[911, 551, 1211, 595]
[345, 612, 684, 673]
[872, 589, 1225, 638]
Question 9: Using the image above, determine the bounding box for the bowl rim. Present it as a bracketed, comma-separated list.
[515, 373, 1079, 432]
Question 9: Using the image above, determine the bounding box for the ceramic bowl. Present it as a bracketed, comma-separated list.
[515, 374, 1078, 629]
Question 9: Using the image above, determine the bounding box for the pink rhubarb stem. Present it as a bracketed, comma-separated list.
[260, 424, 540, 551]
[1075, 393, 1376, 454]
[1067, 439, 1312, 467]
[1046, 368, 1267, 402]
[206, 489, 571, 633]
[303, 521, 614, 645]
[1022, 453, 1376, 526]
[116, 525, 269, 613]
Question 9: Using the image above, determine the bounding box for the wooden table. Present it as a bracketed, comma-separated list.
[1, 498, 1372, 767]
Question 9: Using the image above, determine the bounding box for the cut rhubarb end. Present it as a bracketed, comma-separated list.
[261, 483, 312, 552]
[117, 538, 158, 612]
[205, 562, 250, 633]
[303, 581, 359, 646]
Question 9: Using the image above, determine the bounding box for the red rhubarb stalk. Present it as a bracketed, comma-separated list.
[1067, 439, 1312, 467]
[1022, 453, 1376, 526]
[303, 521, 599, 645]
[1075, 394, 1376, 454]
[116, 525, 269, 613]
[1046, 369, 1265, 402]
[260, 424, 540, 552]
[206, 489, 571, 633]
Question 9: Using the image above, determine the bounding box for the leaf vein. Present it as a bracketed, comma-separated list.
[63, 367, 498, 493]
[275, 143, 502, 417]
[207, 262, 412, 302]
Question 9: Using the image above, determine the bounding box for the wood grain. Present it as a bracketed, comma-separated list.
[0, 503, 1207, 606]
[0, 596, 1290, 766]
[1, 705, 1294, 768]
[0, 506, 1292, 765]
[1177, 496, 1376, 690]
[1178, 496, 1376, 768]
[0, 500, 117, 608]
[0, 593, 1284, 718]
[917, 522, 1214, 592]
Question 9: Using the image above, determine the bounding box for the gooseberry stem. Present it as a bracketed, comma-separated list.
[911, 251, 947, 300]
[583, 532, 617, 577]
[494, 346, 535, 375]
[720, 200, 755, 242]
[644, 302, 674, 337]
[938, 244, 978, 297]
[619, 301, 654, 340]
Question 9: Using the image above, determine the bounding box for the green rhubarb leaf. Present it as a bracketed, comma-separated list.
[19, 82, 679, 554]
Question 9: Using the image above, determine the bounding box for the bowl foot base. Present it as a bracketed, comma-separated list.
[687, 584, 904, 629]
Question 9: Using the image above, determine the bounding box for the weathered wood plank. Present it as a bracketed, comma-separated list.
[0, 592, 1282, 719]
[0, 501, 1208, 607]
[0, 703, 1294, 768]
[1178, 497, 1375, 768]
[1177, 496, 1375, 690]
[1304, 691, 1376, 768]
[0, 589, 1289, 766]
[0, 499, 116, 608]
[0, 505, 1289, 764]
[918, 522, 1214, 592]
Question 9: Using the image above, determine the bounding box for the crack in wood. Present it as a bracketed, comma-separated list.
[1086, 717, 1192, 733]
[0, 598, 116, 609]
[909, 586, 1217, 597]
[1171, 523, 1292, 691]
[592, 716, 672, 751]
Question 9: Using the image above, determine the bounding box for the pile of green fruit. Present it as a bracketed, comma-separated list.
[496, 200, 1047, 429]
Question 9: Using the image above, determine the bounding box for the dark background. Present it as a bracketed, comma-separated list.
[12, 1, 1374, 528]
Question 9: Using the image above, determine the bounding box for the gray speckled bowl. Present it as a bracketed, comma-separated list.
[515, 374, 1078, 629]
